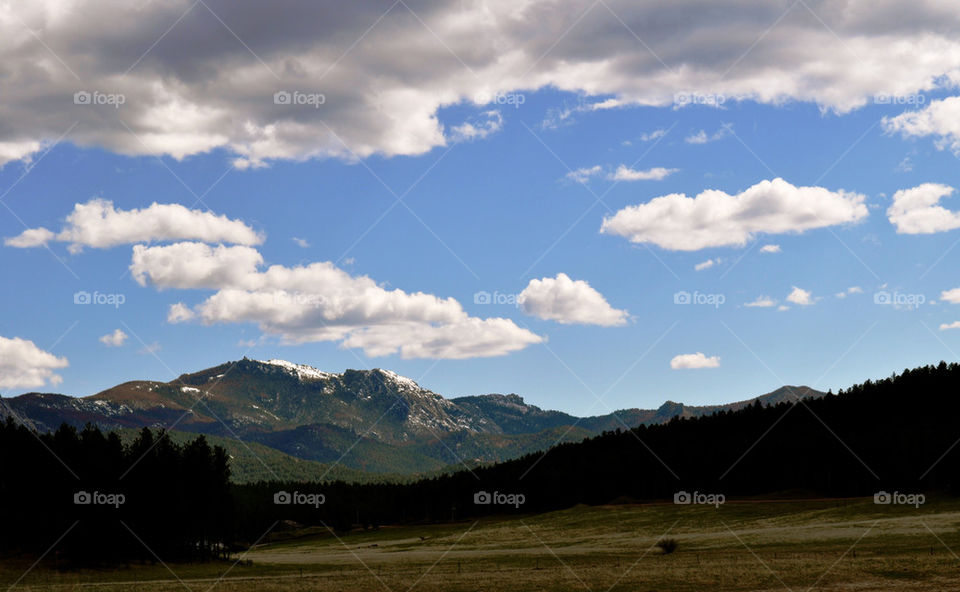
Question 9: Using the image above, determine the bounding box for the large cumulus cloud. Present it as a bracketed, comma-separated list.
[131, 242, 543, 359]
[0, 336, 69, 389]
[1, 0, 959, 167]
[600, 178, 868, 251]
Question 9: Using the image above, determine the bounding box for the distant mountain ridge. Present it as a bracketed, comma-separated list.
[0, 358, 825, 475]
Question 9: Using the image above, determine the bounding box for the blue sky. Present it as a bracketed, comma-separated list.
[2, 1, 960, 415]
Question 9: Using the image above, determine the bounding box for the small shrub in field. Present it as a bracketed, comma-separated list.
[655, 538, 678, 554]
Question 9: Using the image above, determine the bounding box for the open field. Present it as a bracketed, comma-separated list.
[6, 497, 960, 591]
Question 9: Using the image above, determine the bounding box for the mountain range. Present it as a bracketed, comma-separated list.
[0, 358, 825, 478]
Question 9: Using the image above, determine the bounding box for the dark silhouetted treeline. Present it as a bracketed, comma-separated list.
[0, 421, 232, 564]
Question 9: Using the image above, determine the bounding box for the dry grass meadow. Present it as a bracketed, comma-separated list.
[6, 497, 960, 591]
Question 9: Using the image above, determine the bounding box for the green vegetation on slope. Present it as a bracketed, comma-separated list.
[113, 428, 374, 484]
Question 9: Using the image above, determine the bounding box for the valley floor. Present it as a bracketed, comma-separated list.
[6, 497, 960, 591]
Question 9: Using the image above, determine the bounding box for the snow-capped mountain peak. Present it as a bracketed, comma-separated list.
[374, 368, 421, 392]
[255, 359, 337, 381]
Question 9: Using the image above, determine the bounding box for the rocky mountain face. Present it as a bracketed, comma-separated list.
[0, 358, 825, 475]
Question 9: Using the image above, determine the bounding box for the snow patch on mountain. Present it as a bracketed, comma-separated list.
[255, 359, 337, 382]
[375, 368, 422, 392]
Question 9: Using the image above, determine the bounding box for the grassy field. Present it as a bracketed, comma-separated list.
[6, 497, 960, 591]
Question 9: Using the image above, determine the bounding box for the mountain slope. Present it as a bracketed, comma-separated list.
[0, 358, 826, 475]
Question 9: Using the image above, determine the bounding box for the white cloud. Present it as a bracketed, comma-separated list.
[566, 165, 603, 184]
[0, 336, 68, 389]
[292, 237, 310, 248]
[940, 321, 960, 330]
[610, 165, 678, 181]
[887, 183, 960, 234]
[694, 259, 714, 271]
[131, 242, 264, 289]
[941, 288, 960, 303]
[777, 305, 790, 311]
[567, 164, 678, 184]
[600, 178, 868, 251]
[786, 286, 813, 306]
[589, 98, 623, 111]
[745, 296, 776, 308]
[4, 228, 55, 248]
[836, 286, 863, 298]
[639, 129, 667, 142]
[0, 140, 42, 169]
[896, 156, 914, 173]
[541, 97, 625, 129]
[5, 199, 262, 253]
[884, 96, 960, 154]
[685, 125, 732, 145]
[139, 342, 162, 355]
[670, 352, 720, 369]
[759, 244, 781, 254]
[167, 303, 196, 323]
[1, 2, 959, 166]
[99, 329, 128, 347]
[337, 318, 541, 359]
[133, 242, 542, 359]
[694, 258, 722, 271]
[449, 111, 503, 142]
[519, 273, 628, 327]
